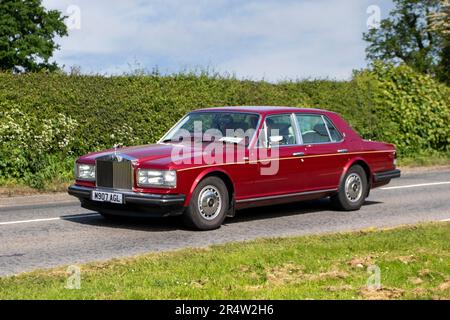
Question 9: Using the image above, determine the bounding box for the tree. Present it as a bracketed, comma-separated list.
[429, 0, 450, 36]
[0, 0, 67, 72]
[429, 0, 450, 83]
[363, 0, 448, 82]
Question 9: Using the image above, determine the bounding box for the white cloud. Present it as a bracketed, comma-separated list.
[43, 0, 394, 81]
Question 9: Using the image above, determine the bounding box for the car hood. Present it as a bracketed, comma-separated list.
[78, 143, 205, 165]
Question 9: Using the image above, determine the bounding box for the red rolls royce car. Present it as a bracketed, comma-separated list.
[68, 106, 400, 230]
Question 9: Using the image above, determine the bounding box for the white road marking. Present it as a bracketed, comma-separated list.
[0, 213, 99, 226]
[1, 181, 449, 225]
[380, 181, 450, 190]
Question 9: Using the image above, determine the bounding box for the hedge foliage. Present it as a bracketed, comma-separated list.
[0, 64, 448, 188]
[368, 63, 450, 155]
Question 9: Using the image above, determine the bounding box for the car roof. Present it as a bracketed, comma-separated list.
[192, 106, 332, 115]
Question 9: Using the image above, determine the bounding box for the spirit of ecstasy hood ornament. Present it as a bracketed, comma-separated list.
[113, 144, 123, 162]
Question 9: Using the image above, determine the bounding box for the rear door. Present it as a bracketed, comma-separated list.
[295, 113, 348, 191]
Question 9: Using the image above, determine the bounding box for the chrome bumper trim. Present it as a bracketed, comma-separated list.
[68, 185, 185, 206]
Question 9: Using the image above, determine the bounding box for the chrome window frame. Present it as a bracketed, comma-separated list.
[261, 113, 300, 148]
[321, 115, 333, 141]
[254, 120, 268, 149]
[255, 112, 345, 149]
[292, 113, 303, 145]
[322, 115, 343, 142]
[294, 113, 345, 146]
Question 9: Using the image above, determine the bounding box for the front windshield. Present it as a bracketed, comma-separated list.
[161, 112, 260, 146]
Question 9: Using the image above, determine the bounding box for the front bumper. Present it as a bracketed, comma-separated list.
[373, 169, 401, 183]
[68, 185, 186, 217]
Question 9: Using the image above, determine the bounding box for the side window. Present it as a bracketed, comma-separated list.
[324, 117, 342, 142]
[265, 114, 297, 146]
[296, 114, 331, 144]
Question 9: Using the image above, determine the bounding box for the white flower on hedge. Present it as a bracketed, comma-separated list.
[0, 110, 78, 154]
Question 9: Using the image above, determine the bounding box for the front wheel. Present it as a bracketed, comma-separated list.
[331, 165, 368, 211]
[182, 176, 229, 230]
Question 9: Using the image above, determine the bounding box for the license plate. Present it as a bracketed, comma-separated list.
[91, 191, 123, 204]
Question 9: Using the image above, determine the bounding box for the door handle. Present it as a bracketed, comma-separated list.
[292, 152, 305, 157]
[337, 149, 348, 153]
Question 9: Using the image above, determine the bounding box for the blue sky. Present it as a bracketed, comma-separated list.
[43, 0, 394, 81]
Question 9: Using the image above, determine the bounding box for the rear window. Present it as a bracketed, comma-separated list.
[323, 117, 342, 142]
[296, 114, 331, 144]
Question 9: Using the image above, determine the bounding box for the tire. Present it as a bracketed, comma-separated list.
[183, 176, 229, 230]
[331, 165, 368, 211]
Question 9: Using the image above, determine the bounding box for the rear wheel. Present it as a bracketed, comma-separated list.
[183, 176, 229, 230]
[331, 165, 368, 211]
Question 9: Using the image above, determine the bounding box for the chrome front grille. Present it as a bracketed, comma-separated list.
[96, 156, 133, 190]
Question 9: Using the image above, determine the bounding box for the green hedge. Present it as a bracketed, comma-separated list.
[368, 63, 450, 154]
[0, 64, 448, 188]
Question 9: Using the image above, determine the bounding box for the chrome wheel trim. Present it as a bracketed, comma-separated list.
[345, 173, 363, 203]
[197, 185, 222, 220]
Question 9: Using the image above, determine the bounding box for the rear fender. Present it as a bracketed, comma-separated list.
[339, 157, 372, 196]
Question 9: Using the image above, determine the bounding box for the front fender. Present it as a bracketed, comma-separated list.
[183, 167, 235, 207]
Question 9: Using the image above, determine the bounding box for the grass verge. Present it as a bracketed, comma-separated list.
[0, 223, 449, 300]
[397, 153, 450, 168]
[0, 180, 70, 197]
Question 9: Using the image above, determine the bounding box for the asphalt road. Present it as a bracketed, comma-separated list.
[0, 169, 449, 276]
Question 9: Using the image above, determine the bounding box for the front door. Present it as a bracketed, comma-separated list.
[248, 113, 307, 198]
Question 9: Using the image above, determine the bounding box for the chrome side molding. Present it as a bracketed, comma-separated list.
[236, 188, 337, 203]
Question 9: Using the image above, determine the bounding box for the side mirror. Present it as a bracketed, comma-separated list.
[268, 135, 283, 147]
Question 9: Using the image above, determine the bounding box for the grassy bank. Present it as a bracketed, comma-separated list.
[1, 223, 449, 300]
[397, 152, 450, 168]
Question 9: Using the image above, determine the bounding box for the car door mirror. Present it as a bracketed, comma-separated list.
[269, 135, 283, 147]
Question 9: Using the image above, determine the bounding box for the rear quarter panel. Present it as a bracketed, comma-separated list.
[359, 140, 396, 174]
[327, 112, 396, 186]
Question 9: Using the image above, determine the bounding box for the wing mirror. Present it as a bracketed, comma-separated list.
[268, 135, 283, 147]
